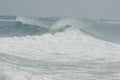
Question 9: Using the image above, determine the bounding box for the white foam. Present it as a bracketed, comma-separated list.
[0, 28, 120, 62]
[0, 64, 52, 80]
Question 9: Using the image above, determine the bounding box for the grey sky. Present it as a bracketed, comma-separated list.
[0, 0, 120, 19]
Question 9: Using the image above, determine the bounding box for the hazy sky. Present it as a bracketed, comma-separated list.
[0, 0, 120, 19]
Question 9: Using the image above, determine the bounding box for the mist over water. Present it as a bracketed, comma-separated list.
[0, 17, 120, 80]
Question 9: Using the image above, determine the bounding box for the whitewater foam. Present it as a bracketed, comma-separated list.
[0, 27, 120, 61]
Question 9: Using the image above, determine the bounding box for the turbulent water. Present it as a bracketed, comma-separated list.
[0, 17, 120, 80]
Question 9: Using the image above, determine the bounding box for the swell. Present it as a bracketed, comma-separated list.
[0, 21, 49, 37]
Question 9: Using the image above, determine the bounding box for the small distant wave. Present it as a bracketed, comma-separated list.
[16, 17, 48, 28]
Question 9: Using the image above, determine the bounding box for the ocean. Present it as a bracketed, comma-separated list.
[0, 17, 120, 80]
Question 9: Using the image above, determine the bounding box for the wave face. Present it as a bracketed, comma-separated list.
[0, 17, 120, 80]
[0, 17, 49, 37]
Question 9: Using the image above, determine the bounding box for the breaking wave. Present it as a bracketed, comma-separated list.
[0, 18, 87, 37]
[1, 17, 120, 43]
[0, 17, 120, 80]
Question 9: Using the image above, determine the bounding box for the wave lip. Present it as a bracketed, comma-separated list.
[50, 18, 80, 32]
